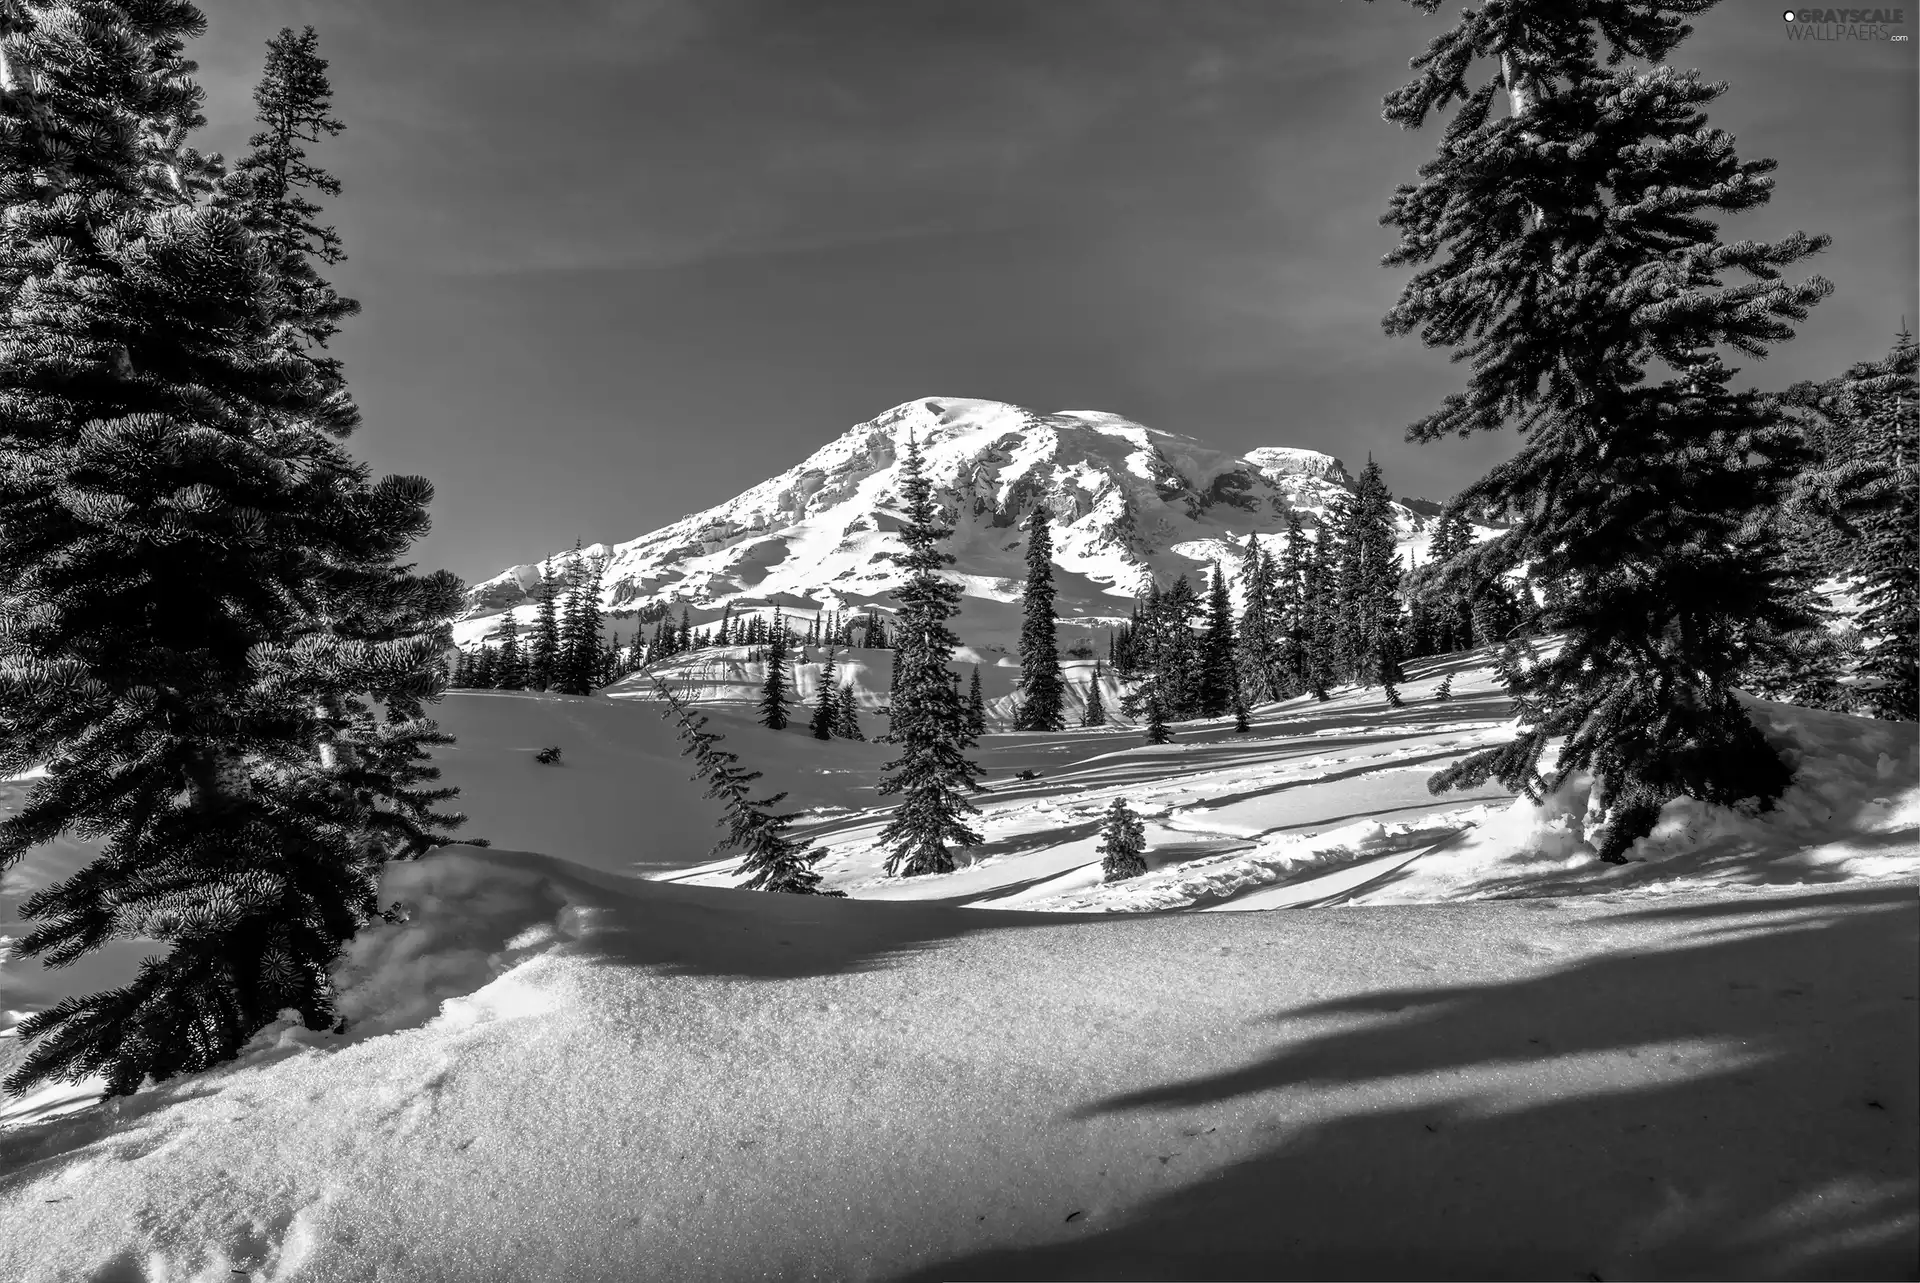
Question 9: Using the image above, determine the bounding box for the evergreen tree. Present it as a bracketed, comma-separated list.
[555, 548, 605, 696]
[833, 681, 865, 741]
[528, 563, 561, 690]
[1235, 535, 1281, 706]
[758, 611, 791, 730]
[966, 664, 987, 737]
[493, 611, 526, 690]
[1349, 458, 1407, 691]
[1434, 672, 1455, 703]
[1097, 797, 1148, 882]
[875, 436, 983, 876]
[1144, 686, 1172, 745]
[210, 26, 357, 361]
[448, 647, 470, 689]
[1155, 575, 1202, 719]
[1278, 512, 1311, 694]
[1082, 661, 1108, 727]
[469, 646, 498, 690]
[0, 8, 472, 1099]
[810, 648, 838, 740]
[1791, 328, 1918, 719]
[1013, 504, 1066, 731]
[654, 680, 840, 895]
[1233, 694, 1252, 732]
[1301, 532, 1335, 701]
[1379, 0, 1833, 861]
[1197, 561, 1237, 717]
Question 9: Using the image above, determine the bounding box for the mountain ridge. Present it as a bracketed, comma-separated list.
[454, 398, 1443, 651]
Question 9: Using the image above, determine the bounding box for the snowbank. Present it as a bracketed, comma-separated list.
[0, 846, 1912, 1281]
[1346, 696, 1919, 904]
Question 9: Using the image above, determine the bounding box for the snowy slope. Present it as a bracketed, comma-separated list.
[0, 848, 1911, 1281]
[455, 399, 1471, 655]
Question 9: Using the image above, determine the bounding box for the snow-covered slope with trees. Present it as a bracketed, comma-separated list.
[455, 399, 1454, 654]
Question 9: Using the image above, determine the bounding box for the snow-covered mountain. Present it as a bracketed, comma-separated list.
[456, 398, 1436, 651]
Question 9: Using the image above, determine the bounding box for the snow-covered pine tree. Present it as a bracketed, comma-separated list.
[758, 611, 791, 730]
[966, 664, 987, 737]
[1082, 661, 1108, 727]
[1013, 504, 1066, 731]
[653, 680, 840, 895]
[528, 562, 561, 690]
[833, 681, 865, 741]
[875, 436, 983, 876]
[493, 611, 526, 690]
[1197, 561, 1237, 718]
[810, 647, 838, 740]
[0, 7, 472, 1099]
[1379, 0, 1833, 862]
[1097, 796, 1148, 882]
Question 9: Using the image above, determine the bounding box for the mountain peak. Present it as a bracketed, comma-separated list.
[456, 400, 1413, 650]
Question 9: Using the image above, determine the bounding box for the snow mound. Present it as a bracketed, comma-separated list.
[0, 842, 1912, 1281]
[1345, 697, 1920, 904]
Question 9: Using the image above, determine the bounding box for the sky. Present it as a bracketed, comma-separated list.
[191, 0, 1919, 585]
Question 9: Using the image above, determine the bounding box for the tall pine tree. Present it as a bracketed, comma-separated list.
[554, 546, 605, 696]
[528, 561, 561, 691]
[493, 610, 526, 690]
[1377, 0, 1833, 861]
[876, 436, 982, 876]
[1013, 503, 1066, 731]
[0, 8, 471, 1099]
[1197, 561, 1237, 717]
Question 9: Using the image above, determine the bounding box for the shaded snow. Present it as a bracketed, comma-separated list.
[0, 847, 1911, 1281]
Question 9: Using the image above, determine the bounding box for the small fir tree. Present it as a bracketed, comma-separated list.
[1144, 686, 1173, 745]
[966, 665, 988, 737]
[1097, 797, 1148, 882]
[833, 682, 865, 741]
[1082, 662, 1108, 727]
[810, 648, 838, 740]
[758, 612, 791, 730]
[655, 681, 840, 895]
[493, 611, 526, 690]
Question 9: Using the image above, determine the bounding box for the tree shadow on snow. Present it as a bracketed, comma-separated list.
[899, 885, 1920, 1282]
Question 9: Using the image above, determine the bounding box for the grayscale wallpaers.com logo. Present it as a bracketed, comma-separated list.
[1782, 8, 1910, 39]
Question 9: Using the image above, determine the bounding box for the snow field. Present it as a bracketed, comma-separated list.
[0, 846, 1911, 1281]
